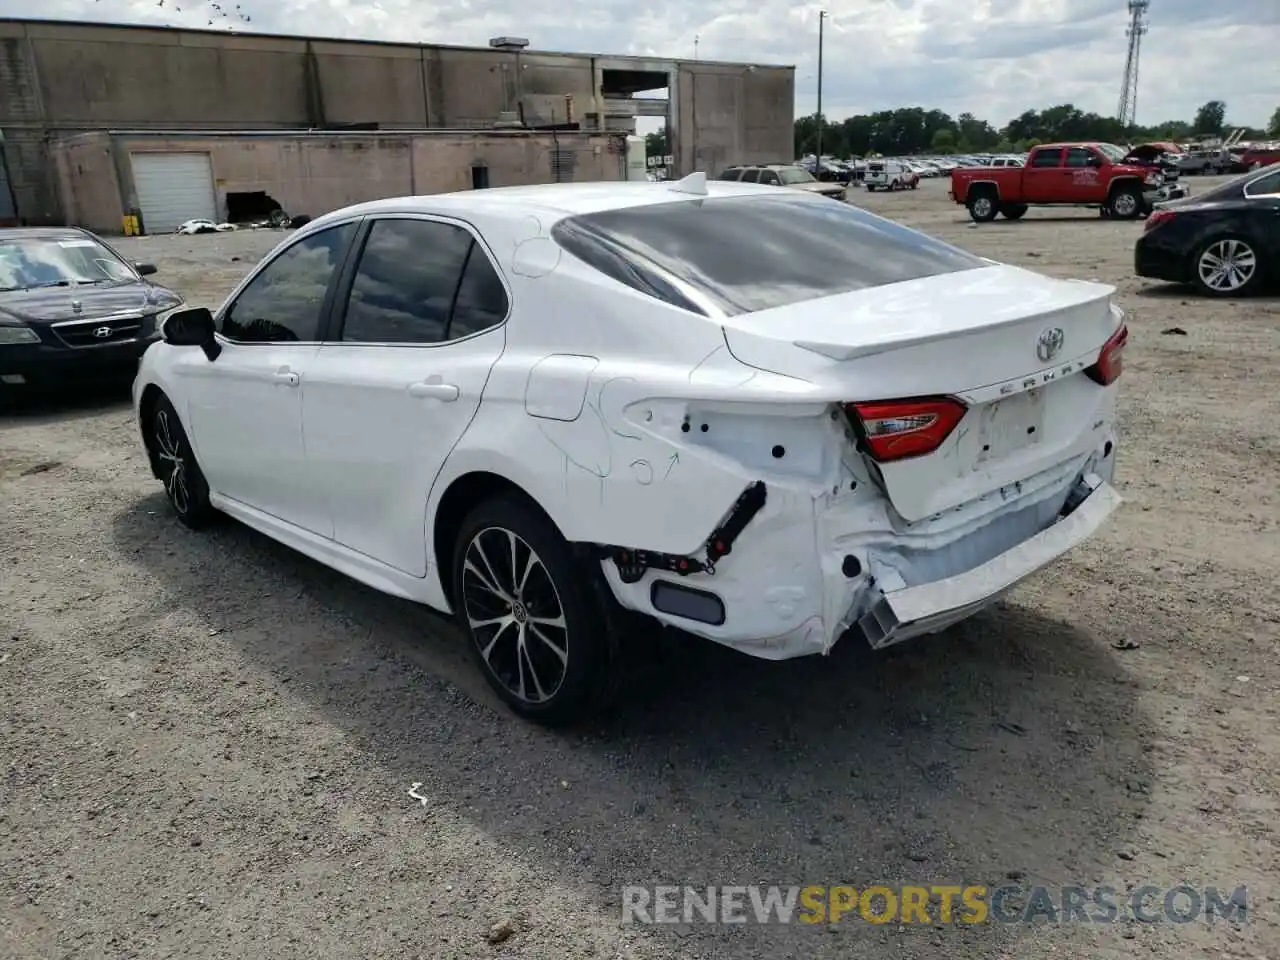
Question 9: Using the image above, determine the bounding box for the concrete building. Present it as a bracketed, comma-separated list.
[0, 17, 796, 229]
[51, 129, 626, 234]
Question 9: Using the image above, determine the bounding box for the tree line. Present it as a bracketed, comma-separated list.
[644, 101, 1280, 160]
[790, 100, 1280, 158]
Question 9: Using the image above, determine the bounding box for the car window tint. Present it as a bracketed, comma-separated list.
[759, 170, 780, 185]
[740, 169, 760, 183]
[341, 219, 472, 344]
[1064, 148, 1094, 168]
[551, 194, 987, 317]
[718, 169, 741, 181]
[1030, 149, 1062, 168]
[221, 223, 355, 342]
[449, 245, 510, 338]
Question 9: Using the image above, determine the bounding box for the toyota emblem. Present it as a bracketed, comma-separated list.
[93, 325, 113, 339]
[1035, 326, 1065, 364]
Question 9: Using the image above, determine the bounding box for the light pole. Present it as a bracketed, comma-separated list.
[815, 10, 827, 166]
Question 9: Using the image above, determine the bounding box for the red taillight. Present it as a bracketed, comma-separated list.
[1085, 324, 1128, 386]
[1144, 209, 1177, 232]
[847, 396, 967, 463]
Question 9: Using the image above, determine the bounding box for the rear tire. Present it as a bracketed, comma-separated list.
[451, 496, 616, 725]
[1190, 234, 1266, 298]
[1000, 204, 1028, 220]
[967, 192, 998, 222]
[149, 394, 216, 529]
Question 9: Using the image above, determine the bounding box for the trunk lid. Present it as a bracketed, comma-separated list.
[720, 264, 1121, 521]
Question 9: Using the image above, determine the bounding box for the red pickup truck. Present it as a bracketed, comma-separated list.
[950, 142, 1162, 223]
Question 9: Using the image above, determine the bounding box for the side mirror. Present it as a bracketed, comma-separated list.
[162, 306, 221, 361]
[134, 261, 157, 276]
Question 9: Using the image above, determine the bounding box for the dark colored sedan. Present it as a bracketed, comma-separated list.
[0, 227, 183, 393]
[1135, 163, 1280, 297]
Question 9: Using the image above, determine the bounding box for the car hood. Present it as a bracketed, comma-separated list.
[0, 281, 182, 325]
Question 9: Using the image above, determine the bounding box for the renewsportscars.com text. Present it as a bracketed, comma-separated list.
[622, 884, 1248, 926]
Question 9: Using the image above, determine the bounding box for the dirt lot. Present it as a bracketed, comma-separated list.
[2, 177, 1277, 960]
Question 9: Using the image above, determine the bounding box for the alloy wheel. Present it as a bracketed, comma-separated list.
[461, 526, 569, 705]
[972, 197, 993, 218]
[154, 407, 190, 515]
[1197, 239, 1256, 293]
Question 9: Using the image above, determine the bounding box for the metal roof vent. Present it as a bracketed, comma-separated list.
[489, 36, 530, 51]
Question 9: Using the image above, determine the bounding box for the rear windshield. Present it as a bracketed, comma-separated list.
[776, 167, 815, 185]
[549, 194, 986, 316]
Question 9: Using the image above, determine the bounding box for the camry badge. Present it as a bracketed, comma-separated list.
[1036, 326, 1065, 364]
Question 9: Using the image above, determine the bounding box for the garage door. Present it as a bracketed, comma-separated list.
[131, 152, 216, 233]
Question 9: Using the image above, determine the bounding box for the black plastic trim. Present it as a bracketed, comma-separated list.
[650, 580, 727, 626]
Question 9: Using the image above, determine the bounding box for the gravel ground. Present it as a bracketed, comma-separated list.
[2, 177, 1277, 960]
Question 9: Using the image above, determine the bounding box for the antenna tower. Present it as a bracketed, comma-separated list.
[1117, 0, 1149, 128]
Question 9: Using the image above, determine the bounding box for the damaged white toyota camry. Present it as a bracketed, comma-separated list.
[134, 173, 1124, 723]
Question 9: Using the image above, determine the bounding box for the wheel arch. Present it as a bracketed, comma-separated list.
[138, 382, 167, 479]
[430, 467, 563, 610]
[963, 180, 1001, 204]
[1107, 175, 1144, 196]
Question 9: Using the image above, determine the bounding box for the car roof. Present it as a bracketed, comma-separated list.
[0, 226, 92, 242]
[305, 179, 806, 226]
[1034, 142, 1112, 150]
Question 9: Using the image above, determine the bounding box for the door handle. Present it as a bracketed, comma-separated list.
[408, 379, 460, 401]
[273, 366, 300, 387]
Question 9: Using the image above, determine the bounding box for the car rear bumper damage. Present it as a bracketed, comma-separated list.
[855, 471, 1120, 648]
[601, 438, 1119, 660]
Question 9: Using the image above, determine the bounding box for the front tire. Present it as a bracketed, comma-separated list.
[451, 496, 613, 725]
[150, 394, 215, 529]
[1108, 184, 1143, 219]
[1191, 235, 1265, 297]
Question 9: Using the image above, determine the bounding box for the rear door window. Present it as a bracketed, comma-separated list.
[338, 218, 472, 344]
[1030, 148, 1064, 168]
[551, 194, 987, 316]
[739, 169, 761, 183]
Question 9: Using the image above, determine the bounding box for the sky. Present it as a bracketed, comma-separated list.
[1, 0, 1276, 131]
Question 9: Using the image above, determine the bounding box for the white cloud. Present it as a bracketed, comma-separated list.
[2, 0, 1277, 128]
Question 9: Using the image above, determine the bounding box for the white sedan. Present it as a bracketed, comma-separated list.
[133, 173, 1124, 724]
